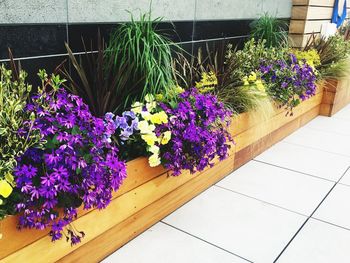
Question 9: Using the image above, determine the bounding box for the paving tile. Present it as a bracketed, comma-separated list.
[283, 126, 350, 157]
[304, 116, 350, 136]
[255, 142, 350, 181]
[217, 161, 333, 215]
[102, 222, 247, 263]
[163, 187, 306, 263]
[340, 167, 350, 186]
[333, 104, 350, 121]
[313, 184, 350, 230]
[277, 219, 350, 263]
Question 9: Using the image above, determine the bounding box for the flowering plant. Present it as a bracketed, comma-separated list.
[259, 54, 317, 114]
[291, 49, 321, 70]
[159, 88, 233, 176]
[14, 71, 126, 245]
[0, 65, 42, 220]
[129, 94, 172, 167]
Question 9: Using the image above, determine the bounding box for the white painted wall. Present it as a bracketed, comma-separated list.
[0, 0, 292, 24]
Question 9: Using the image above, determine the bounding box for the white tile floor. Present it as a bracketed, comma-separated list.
[104, 104, 350, 263]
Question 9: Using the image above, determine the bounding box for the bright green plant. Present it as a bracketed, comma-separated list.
[225, 39, 288, 82]
[106, 12, 178, 107]
[172, 42, 274, 115]
[304, 33, 350, 79]
[0, 64, 41, 219]
[250, 13, 289, 48]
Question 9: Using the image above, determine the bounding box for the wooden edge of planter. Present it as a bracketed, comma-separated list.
[234, 104, 320, 169]
[58, 153, 236, 263]
[230, 85, 323, 136]
[320, 78, 350, 117]
[2, 148, 235, 263]
[0, 157, 167, 259]
[234, 90, 323, 153]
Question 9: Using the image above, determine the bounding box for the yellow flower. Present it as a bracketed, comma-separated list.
[144, 94, 155, 103]
[158, 111, 168, 124]
[161, 131, 172, 145]
[255, 79, 265, 92]
[150, 111, 168, 125]
[138, 120, 150, 134]
[146, 101, 157, 112]
[142, 133, 158, 146]
[248, 72, 257, 82]
[0, 180, 13, 198]
[149, 145, 160, 154]
[155, 93, 164, 101]
[148, 153, 161, 167]
[141, 111, 151, 121]
[131, 101, 143, 114]
[175, 86, 185, 94]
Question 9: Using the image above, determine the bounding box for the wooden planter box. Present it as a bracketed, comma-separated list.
[0, 150, 236, 262]
[320, 78, 350, 117]
[231, 86, 324, 169]
[1, 85, 332, 262]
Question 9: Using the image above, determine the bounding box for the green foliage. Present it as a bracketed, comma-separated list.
[106, 12, 178, 108]
[217, 82, 273, 115]
[60, 31, 137, 116]
[225, 39, 288, 82]
[250, 13, 289, 48]
[0, 63, 41, 219]
[304, 33, 350, 79]
[172, 41, 274, 115]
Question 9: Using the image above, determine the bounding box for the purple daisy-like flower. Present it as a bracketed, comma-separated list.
[14, 84, 127, 246]
[158, 88, 233, 176]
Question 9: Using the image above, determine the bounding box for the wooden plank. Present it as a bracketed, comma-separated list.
[234, 105, 320, 169]
[58, 154, 235, 263]
[0, 157, 167, 260]
[234, 91, 323, 152]
[289, 33, 316, 48]
[293, 0, 309, 5]
[308, 0, 350, 8]
[320, 77, 350, 116]
[2, 147, 235, 263]
[292, 6, 309, 19]
[290, 20, 333, 34]
[289, 20, 307, 34]
[292, 6, 335, 20]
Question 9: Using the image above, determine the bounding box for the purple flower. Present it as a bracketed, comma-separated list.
[158, 88, 233, 176]
[259, 53, 317, 113]
[14, 86, 127, 246]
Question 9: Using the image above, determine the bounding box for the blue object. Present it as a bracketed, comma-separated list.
[332, 0, 347, 28]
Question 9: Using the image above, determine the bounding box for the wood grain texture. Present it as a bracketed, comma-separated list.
[234, 104, 321, 169]
[0, 157, 167, 260]
[234, 91, 323, 152]
[320, 78, 350, 116]
[58, 154, 236, 263]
